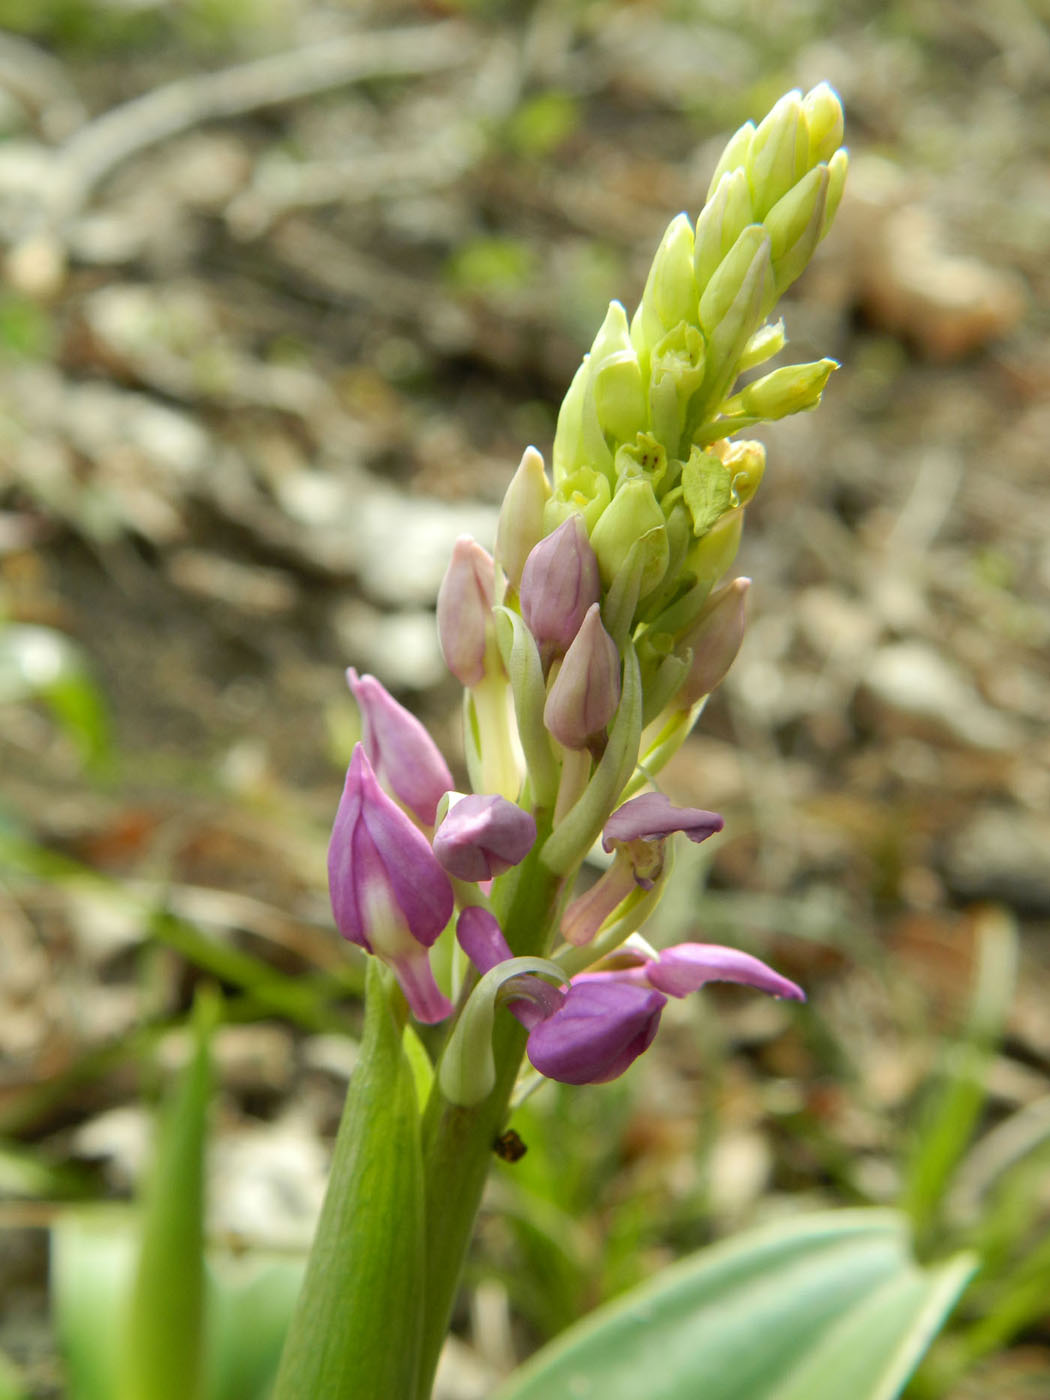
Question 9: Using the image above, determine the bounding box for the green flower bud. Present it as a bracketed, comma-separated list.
[685, 505, 743, 585]
[746, 90, 806, 220]
[590, 301, 647, 445]
[648, 322, 707, 454]
[728, 358, 837, 421]
[721, 439, 766, 505]
[765, 163, 829, 300]
[705, 120, 756, 202]
[695, 225, 773, 421]
[590, 478, 670, 596]
[802, 82, 845, 166]
[822, 148, 849, 238]
[496, 445, 550, 590]
[630, 214, 698, 361]
[738, 319, 785, 373]
[552, 359, 587, 483]
[613, 432, 668, 490]
[693, 168, 753, 293]
[544, 465, 611, 537]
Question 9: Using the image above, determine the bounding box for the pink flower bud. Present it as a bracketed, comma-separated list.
[328, 745, 454, 1022]
[433, 794, 537, 882]
[346, 668, 453, 826]
[437, 536, 496, 686]
[678, 577, 750, 706]
[543, 603, 620, 749]
[520, 515, 601, 659]
[526, 981, 666, 1084]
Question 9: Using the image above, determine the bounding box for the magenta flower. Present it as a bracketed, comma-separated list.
[526, 981, 667, 1084]
[328, 745, 454, 1023]
[520, 515, 601, 661]
[346, 668, 453, 826]
[528, 941, 803, 1085]
[562, 792, 724, 945]
[433, 794, 537, 882]
[578, 942, 805, 1005]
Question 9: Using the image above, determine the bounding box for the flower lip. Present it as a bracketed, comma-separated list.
[602, 791, 723, 850]
[526, 980, 666, 1085]
[648, 942, 805, 1002]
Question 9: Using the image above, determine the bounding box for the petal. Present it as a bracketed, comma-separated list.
[647, 942, 805, 1001]
[433, 794, 537, 881]
[456, 906, 513, 973]
[328, 746, 453, 950]
[526, 981, 666, 1085]
[389, 947, 455, 1024]
[603, 792, 723, 849]
[346, 668, 453, 825]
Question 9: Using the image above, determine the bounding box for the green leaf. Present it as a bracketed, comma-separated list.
[51, 1211, 137, 1400]
[271, 962, 425, 1400]
[681, 449, 734, 538]
[493, 1210, 974, 1400]
[118, 990, 219, 1400]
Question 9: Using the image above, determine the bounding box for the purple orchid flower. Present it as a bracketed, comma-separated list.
[329, 744, 454, 1023]
[346, 668, 453, 827]
[433, 794, 537, 882]
[526, 980, 666, 1084]
[562, 792, 724, 945]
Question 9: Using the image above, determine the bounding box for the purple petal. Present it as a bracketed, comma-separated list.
[526, 981, 666, 1085]
[456, 906, 513, 973]
[646, 943, 805, 1002]
[603, 792, 723, 850]
[389, 948, 455, 1024]
[433, 794, 537, 881]
[346, 669, 453, 826]
[328, 746, 453, 951]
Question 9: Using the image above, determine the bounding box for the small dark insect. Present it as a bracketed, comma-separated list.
[493, 1129, 527, 1162]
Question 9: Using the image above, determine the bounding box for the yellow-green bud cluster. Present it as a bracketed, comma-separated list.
[549, 83, 847, 638]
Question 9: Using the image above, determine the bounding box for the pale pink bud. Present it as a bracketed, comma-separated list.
[346, 668, 453, 826]
[678, 577, 749, 706]
[433, 793, 536, 882]
[543, 603, 620, 749]
[520, 515, 601, 659]
[437, 536, 496, 686]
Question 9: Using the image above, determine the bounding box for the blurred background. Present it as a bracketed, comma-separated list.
[1, 1, 1048, 1396]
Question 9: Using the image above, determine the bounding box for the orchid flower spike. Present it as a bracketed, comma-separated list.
[328, 744, 454, 1023]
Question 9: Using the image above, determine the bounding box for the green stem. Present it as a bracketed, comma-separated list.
[415, 811, 563, 1399]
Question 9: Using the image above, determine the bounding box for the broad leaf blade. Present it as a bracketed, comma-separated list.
[495, 1211, 973, 1400]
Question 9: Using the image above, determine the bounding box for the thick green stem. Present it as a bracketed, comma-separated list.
[415, 812, 563, 1399]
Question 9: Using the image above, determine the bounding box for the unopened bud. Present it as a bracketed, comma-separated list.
[630, 214, 698, 357]
[730, 358, 837, 421]
[694, 168, 753, 293]
[746, 90, 806, 220]
[346, 668, 453, 826]
[721, 439, 766, 506]
[590, 301, 647, 445]
[437, 536, 497, 686]
[765, 164, 829, 299]
[648, 322, 707, 453]
[696, 225, 773, 418]
[520, 514, 601, 657]
[543, 603, 620, 749]
[685, 505, 743, 585]
[822, 148, 849, 237]
[802, 82, 845, 166]
[496, 446, 550, 590]
[677, 577, 750, 705]
[590, 477, 669, 597]
[706, 120, 756, 202]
